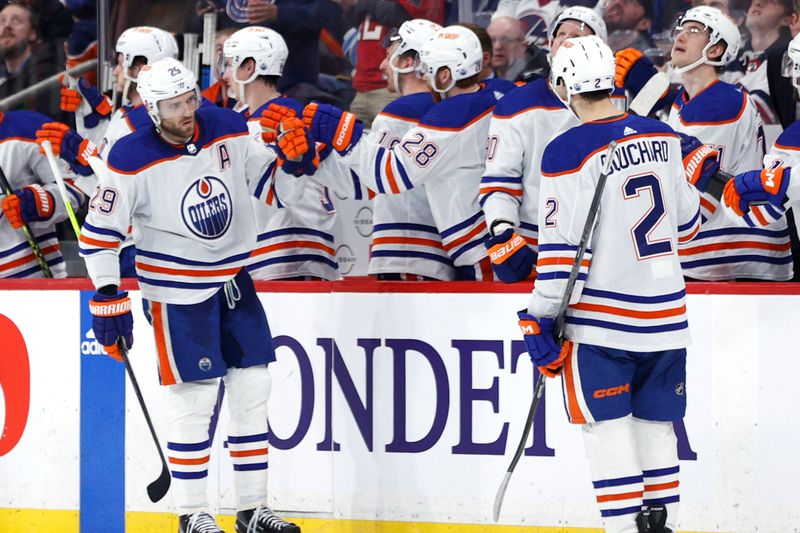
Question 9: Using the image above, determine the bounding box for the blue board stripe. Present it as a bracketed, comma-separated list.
[80, 290, 125, 533]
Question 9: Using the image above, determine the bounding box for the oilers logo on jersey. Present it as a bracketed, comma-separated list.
[181, 176, 232, 239]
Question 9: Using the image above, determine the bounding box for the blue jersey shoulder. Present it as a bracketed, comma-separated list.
[0, 110, 50, 141]
[493, 78, 563, 118]
[673, 81, 747, 125]
[481, 77, 518, 97]
[419, 89, 497, 129]
[774, 121, 800, 150]
[542, 114, 676, 175]
[124, 105, 153, 131]
[251, 96, 304, 118]
[109, 107, 248, 173]
[380, 92, 435, 122]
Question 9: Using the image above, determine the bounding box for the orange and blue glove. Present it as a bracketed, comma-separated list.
[36, 122, 98, 177]
[275, 117, 320, 176]
[302, 102, 363, 155]
[723, 167, 790, 216]
[1, 184, 56, 228]
[484, 227, 536, 283]
[679, 133, 720, 193]
[615, 48, 658, 94]
[89, 289, 133, 362]
[259, 103, 297, 144]
[517, 311, 571, 378]
[61, 77, 112, 128]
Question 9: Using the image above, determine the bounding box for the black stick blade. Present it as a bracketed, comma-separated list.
[147, 464, 171, 502]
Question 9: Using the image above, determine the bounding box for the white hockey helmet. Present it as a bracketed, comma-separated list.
[115, 26, 179, 81]
[137, 58, 200, 127]
[417, 25, 483, 95]
[223, 26, 288, 103]
[549, 35, 615, 107]
[386, 19, 443, 92]
[548, 6, 607, 46]
[672, 6, 740, 74]
[788, 33, 800, 91]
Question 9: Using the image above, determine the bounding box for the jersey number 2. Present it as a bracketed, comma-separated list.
[623, 173, 672, 259]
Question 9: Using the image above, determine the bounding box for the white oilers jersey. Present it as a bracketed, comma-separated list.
[0, 111, 83, 278]
[367, 92, 455, 280]
[530, 114, 700, 351]
[98, 104, 150, 159]
[245, 97, 339, 281]
[334, 88, 500, 271]
[768, 122, 800, 220]
[667, 81, 792, 280]
[481, 79, 577, 250]
[80, 105, 301, 304]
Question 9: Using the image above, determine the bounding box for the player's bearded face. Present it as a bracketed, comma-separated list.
[158, 91, 200, 141]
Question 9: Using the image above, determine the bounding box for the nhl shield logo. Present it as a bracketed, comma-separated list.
[181, 176, 232, 239]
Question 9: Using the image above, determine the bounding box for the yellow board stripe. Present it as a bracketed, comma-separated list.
[0, 508, 720, 533]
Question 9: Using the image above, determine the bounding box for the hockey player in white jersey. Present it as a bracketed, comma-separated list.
[481, 6, 607, 282]
[362, 19, 455, 281]
[723, 32, 800, 226]
[80, 58, 304, 533]
[0, 111, 85, 278]
[520, 36, 700, 533]
[621, 6, 791, 280]
[222, 26, 339, 281]
[302, 25, 505, 280]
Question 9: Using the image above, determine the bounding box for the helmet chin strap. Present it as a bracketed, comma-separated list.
[672, 40, 724, 74]
[121, 78, 132, 107]
[390, 53, 415, 95]
[233, 67, 259, 107]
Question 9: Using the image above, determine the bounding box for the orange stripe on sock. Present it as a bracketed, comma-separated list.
[596, 490, 644, 503]
[168, 455, 209, 465]
[644, 480, 679, 492]
[230, 448, 269, 458]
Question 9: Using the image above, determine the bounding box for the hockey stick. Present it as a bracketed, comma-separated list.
[40, 140, 82, 239]
[493, 140, 620, 522]
[628, 72, 670, 117]
[0, 165, 53, 277]
[117, 340, 171, 502]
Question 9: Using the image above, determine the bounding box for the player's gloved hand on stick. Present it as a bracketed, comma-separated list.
[722, 167, 791, 216]
[517, 311, 571, 378]
[61, 76, 113, 128]
[678, 133, 720, 193]
[484, 226, 536, 283]
[89, 289, 133, 362]
[36, 122, 98, 177]
[302, 102, 363, 155]
[615, 48, 658, 96]
[1, 184, 56, 228]
[259, 103, 296, 144]
[274, 117, 320, 176]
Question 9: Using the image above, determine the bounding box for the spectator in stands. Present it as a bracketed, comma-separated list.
[341, 0, 444, 128]
[766, 0, 800, 127]
[0, 3, 63, 119]
[736, 0, 794, 123]
[246, 0, 346, 100]
[603, 0, 656, 52]
[487, 16, 526, 80]
[63, 0, 97, 86]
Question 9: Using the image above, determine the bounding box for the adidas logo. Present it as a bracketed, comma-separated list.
[623, 126, 637, 136]
[81, 327, 107, 355]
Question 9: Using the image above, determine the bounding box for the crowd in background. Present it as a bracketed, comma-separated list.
[1, 0, 800, 280]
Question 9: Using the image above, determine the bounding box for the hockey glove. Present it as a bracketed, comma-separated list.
[89, 291, 133, 362]
[61, 77, 113, 128]
[678, 133, 720, 193]
[484, 228, 536, 283]
[722, 167, 791, 217]
[615, 48, 658, 96]
[1, 184, 56, 228]
[36, 122, 97, 177]
[517, 311, 570, 378]
[302, 102, 363, 155]
[275, 117, 320, 176]
[259, 103, 296, 144]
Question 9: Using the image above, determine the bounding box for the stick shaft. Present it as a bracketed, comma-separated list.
[41, 140, 81, 239]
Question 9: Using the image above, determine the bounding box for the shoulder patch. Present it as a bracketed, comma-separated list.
[676, 81, 747, 125]
[380, 92, 435, 122]
[0, 110, 50, 141]
[774, 121, 800, 151]
[419, 90, 497, 130]
[493, 78, 564, 118]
